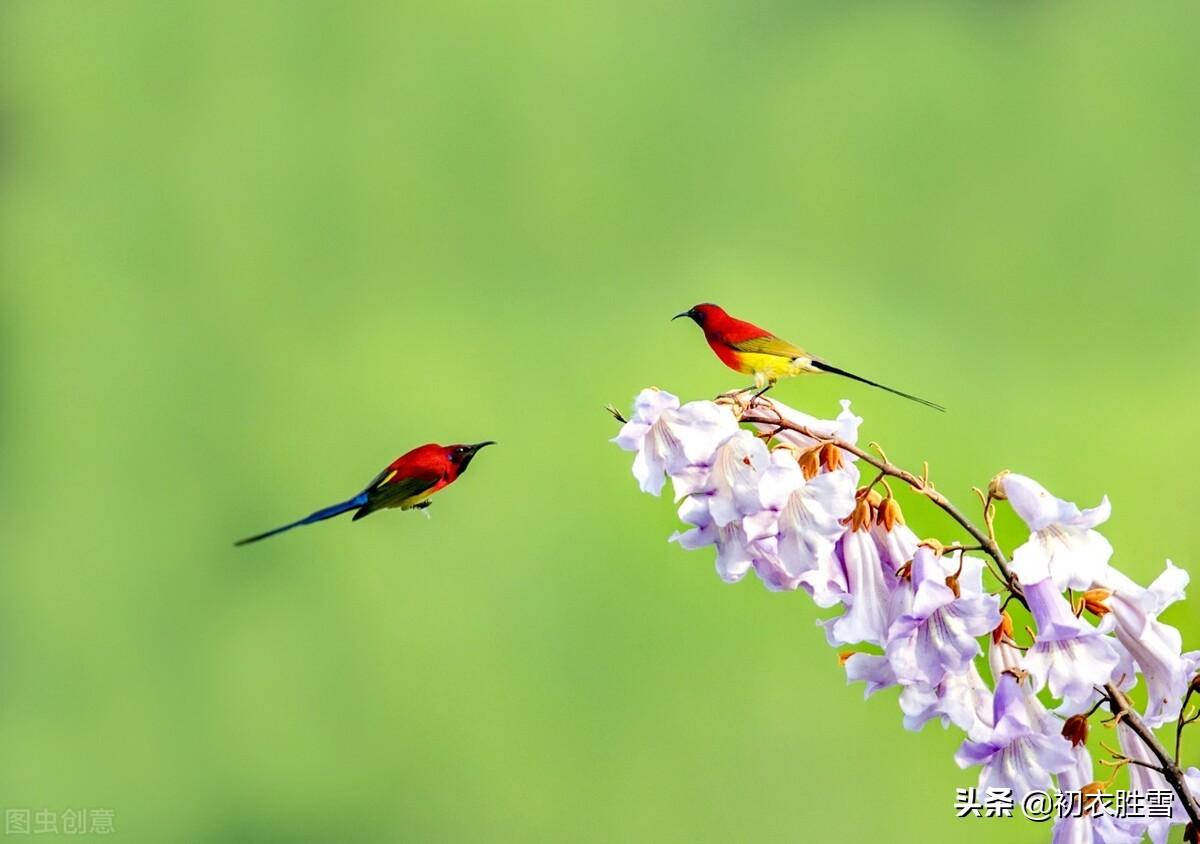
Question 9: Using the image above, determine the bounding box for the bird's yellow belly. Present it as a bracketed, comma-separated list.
[736, 352, 812, 385]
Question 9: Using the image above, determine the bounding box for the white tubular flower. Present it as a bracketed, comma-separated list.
[872, 518, 919, 577]
[1003, 473, 1113, 591]
[955, 673, 1075, 801]
[706, 429, 770, 527]
[1020, 577, 1120, 712]
[822, 526, 893, 647]
[988, 633, 1062, 734]
[842, 652, 897, 697]
[885, 549, 1001, 688]
[1095, 561, 1193, 727]
[899, 660, 994, 742]
[743, 449, 857, 580]
[612, 390, 739, 496]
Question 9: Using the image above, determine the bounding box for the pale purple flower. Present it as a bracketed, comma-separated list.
[705, 430, 770, 527]
[899, 660, 993, 742]
[743, 449, 857, 579]
[670, 494, 777, 586]
[885, 549, 1001, 687]
[1097, 561, 1193, 727]
[823, 527, 894, 647]
[1020, 577, 1120, 712]
[988, 634, 1066, 737]
[956, 673, 1075, 800]
[1003, 473, 1113, 591]
[612, 390, 738, 496]
[842, 652, 896, 697]
[872, 519, 920, 577]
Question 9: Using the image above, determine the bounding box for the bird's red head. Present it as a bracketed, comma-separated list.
[673, 303, 770, 345]
[442, 441, 496, 478]
[673, 303, 728, 328]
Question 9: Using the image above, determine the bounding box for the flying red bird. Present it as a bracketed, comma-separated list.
[235, 441, 496, 546]
[674, 303, 944, 411]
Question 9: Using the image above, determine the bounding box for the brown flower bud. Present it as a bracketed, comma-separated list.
[864, 488, 883, 508]
[799, 447, 821, 481]
[992, 611, 1014, 645]
[877, 497, 904, 532]
[846, 497, 873, 532]
[1062, 714, 1089, 747]
[988, 470, 1011, 501]
[1082, 588, 1112, 618]
[819, 442, 843, 473]
[1191, 673, 1200, 694]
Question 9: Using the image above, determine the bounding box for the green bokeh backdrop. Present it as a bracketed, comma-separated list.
[2, 2, 1198, 841]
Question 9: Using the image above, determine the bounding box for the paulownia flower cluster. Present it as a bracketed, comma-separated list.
[612, 387, 1200, 844]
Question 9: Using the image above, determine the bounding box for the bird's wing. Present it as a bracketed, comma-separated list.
[729, 334, 808, 359]
[362, 471, 444, 511]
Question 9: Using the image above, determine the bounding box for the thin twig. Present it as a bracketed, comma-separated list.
[1178, 687, 1196, 763]
[1108, 684, 1200, 826]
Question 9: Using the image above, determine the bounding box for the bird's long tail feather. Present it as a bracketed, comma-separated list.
[810, 360, 945, 412]
[234, 492, 369, 546]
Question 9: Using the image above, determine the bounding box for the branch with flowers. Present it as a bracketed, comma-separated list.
[610, 387, 1200, 843]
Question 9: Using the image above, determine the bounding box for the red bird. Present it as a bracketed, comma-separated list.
[674, 303, 944, 411]
[235, 441, 495, 546]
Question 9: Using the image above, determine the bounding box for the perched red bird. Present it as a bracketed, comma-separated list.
[235, 441, 495, 546]
[674, 303, 944, 411]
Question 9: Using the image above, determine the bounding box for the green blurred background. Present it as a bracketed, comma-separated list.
[2, 1, 1198, 841]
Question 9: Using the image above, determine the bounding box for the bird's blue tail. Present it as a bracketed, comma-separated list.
[234, 492, 369, 546]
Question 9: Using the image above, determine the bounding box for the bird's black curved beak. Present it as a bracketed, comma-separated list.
[672, 310, 693, 322]
[470, 441, 496, 452]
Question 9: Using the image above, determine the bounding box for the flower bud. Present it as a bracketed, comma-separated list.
[846, 497, 873, 532]
[1081, 588, 1112, 618]
[799, 447, 821, 481]
[945, 574, 961, 598]
[877, 497, 904, 532]
[1062, 714, 1089, 747]
[838, 651, 856, 666]
[992, 611, 1014, 645]
[988, 470, 1011, 501]
[819, 442, 843, 473]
